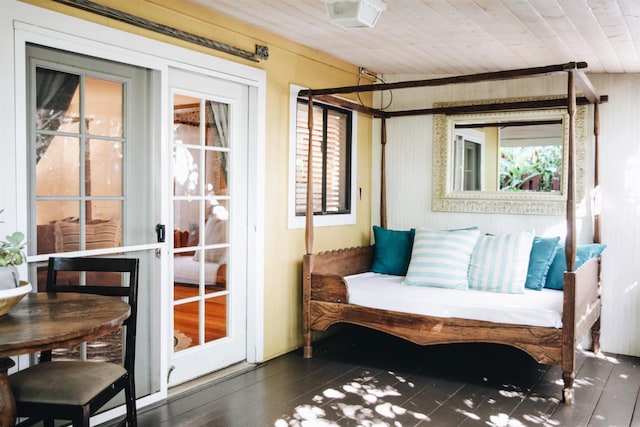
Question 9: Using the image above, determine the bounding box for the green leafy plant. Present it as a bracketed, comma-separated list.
[0, 209, 27, 267]
[499, 146, 561, 192]
[0, 232, 27, 267]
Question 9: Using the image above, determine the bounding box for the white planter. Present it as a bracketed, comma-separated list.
[0, 265, 20, 290]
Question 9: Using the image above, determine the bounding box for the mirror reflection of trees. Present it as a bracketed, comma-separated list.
[499, 145, 562, 192]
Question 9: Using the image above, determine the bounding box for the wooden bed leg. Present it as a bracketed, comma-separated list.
[591, 318, 601, 354]
[562, 371, 575, 405]
[302, 254, 313, 359]
[303, 331, 312, 358]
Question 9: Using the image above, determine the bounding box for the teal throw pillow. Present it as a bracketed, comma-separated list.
[371, 226, 415, 276]
[545, 243, 607, 290]
[525, 236, 561, 291]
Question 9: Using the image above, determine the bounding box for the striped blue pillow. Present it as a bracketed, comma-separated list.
[405, 228, 481, 289]
[469, 230, 535, 294]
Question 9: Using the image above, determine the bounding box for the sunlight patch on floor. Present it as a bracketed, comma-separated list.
[274, 370, 428, 426]
[272, 369, 579, 426]
[488, 413, 527, 426]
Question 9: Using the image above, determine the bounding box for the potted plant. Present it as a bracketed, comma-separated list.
[0, 209, 27, 290]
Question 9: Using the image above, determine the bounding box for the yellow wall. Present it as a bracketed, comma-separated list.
[23, 0, 373, 360]
[481, 127, 498, 190]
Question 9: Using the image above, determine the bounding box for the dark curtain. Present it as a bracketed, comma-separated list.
[35, 68, 79, 162]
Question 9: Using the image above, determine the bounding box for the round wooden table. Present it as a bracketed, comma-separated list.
[0, 292, 131, 427]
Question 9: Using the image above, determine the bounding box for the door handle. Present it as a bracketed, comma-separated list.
[155, 224, 166, 243]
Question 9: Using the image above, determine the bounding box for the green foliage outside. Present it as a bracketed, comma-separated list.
[499, 146, 562, 191]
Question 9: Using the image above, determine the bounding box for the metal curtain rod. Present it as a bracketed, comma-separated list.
[53, 0, 269, 62]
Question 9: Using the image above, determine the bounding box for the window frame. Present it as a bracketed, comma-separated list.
[288, 84, 357, 229]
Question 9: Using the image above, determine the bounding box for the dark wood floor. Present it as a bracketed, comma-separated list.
[121, 326, 640, 426]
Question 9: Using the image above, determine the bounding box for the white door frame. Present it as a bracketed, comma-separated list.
[6, 1, 265, 422]
[168, 69, 250, 385]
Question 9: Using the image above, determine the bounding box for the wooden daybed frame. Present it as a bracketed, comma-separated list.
[300, 62, 607, 404]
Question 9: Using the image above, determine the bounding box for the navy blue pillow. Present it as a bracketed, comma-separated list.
[545, 243, 607, 290]
[371, 226, 415, 276]
[525, 236, 560, 290]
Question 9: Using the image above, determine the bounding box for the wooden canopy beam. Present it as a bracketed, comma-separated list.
[299, 94, 608, 120]
[310, 95, 387, 118]
[383, 96, 606, 118]
[298, 62, 587, 97]
[575, 70, 601, 104]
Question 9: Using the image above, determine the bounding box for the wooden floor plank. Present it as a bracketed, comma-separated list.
[589, 354, 640, 427]
[546, 352, 613, 426]
[503, 363, 564, 425]
[177, 357, 366, 425]
[456, 363, 550, 426]
[245, 364, 381, 425]
[328, 367, 431, 425]
[102, 328, 640, 427]
[504, 350, 590, 425]
[137, 353, 331, 425]
[632, 381, 640, 427]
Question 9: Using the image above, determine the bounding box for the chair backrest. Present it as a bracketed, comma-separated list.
[44, 257, 140, 375]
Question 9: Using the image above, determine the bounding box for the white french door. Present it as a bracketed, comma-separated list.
[168, 68, 249, 386]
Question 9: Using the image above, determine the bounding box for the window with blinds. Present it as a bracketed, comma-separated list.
[295, 99, 352, 216]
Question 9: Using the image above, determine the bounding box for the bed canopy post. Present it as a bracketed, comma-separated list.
[561, 69, 578, 405]
[565, 71, 577, 273]
[593, 103, 602, 244]
[303, 94, 315, 358]
[380, 118, 388, 228]
[305, 94, 315, 255]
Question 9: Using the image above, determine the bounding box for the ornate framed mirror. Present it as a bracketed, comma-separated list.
[432, 98, 588, 215]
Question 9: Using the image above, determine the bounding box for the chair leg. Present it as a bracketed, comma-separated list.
[72, 405, 91, 427]
[124, 375, 137, 427]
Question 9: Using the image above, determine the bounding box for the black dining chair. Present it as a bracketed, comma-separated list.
[9, 256, 139, 427]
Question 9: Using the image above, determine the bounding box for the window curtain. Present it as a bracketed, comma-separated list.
[207, 102, 229, 184]
[35, 68, 79, 162]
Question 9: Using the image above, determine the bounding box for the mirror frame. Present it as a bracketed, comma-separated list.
[432, 98, 588, 215]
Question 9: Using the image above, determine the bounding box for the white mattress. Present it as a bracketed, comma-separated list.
[173, 256, 221, 286]
[345, 272, 563, 328]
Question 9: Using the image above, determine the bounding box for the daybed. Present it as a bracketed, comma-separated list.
[300, 62, 607, 404]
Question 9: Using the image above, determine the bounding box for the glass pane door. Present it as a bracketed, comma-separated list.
[173, 96, 231, 348]
[168, 68, 248, 386]
[27, 44, 161, 407]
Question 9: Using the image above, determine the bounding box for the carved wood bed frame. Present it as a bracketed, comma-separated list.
[299, 62, 606, 404]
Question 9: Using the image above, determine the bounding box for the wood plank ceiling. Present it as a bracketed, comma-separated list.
[190, 0, 640, 75]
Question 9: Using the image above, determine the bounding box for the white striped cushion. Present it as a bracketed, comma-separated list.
[468, 230, 534, 294]
[404, 228, 480, 289]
